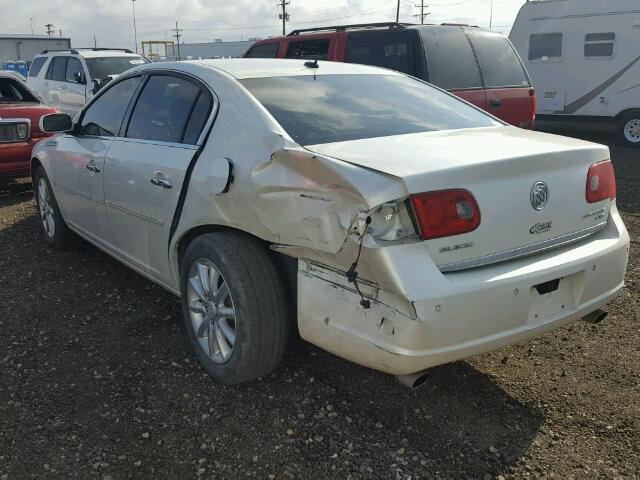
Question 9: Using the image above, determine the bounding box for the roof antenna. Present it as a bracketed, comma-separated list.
[304, 54, 319, 69]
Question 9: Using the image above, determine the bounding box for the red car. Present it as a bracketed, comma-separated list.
[245, 23, 535, 128]
[0, 71, 57, 179]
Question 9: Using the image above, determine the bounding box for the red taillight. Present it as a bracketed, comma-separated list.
[586, 160, 616, 203]
[410, 189, 481, 240]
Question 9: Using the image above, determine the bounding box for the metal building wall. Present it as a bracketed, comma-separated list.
[0, 36, 71, 65]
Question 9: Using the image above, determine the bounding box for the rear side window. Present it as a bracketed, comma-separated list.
[286, 39, 330, 60]
[246, 43, 280, 58]
[126, 75, 204, 144]
[466, 30, 530, 88]
[183, 92, 212, 144]
[240, 74, 499, 146]
[345, 30, 419, 77]
[29, 57, 47, 77]
[46, 57, 67, 81]
[528, 33, 562, 60]
[0, 78, 39, 102]
[584, 32, 615, 57]
[419, 26, 482, 90]
[80, 76, 142, 137]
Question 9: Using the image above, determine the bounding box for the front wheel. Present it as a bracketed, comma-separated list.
[180, 231, 289, 385]
[618, 112, 640, 147]
[33, 168, 76, 249]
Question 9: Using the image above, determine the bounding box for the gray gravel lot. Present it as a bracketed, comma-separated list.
[0, 129, 638, 479]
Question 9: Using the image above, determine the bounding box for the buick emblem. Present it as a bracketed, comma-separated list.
[530, 181, 549, 211]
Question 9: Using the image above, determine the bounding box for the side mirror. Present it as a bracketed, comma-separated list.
[73, 71, 85, 84]
[40, 113, 74, 133]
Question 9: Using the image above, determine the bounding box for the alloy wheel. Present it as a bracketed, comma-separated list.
[37, 178, 56, 238]
[187, 259, 237, 364]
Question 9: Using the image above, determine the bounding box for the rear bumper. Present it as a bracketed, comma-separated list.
[297, 207, 630, 375]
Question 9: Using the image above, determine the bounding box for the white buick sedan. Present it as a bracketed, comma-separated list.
[32, 59, 629, 387]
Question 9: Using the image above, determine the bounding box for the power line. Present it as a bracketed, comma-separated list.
[414, 0, 430, 23]
[278, 0, 290, 36]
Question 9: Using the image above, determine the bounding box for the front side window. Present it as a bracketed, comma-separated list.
[29, 57, 47, 77]
[528, 33, 562, 60]
[246, 43, 280, 58]
[466, 30, 530, 88]
[346, 30, 418, 77]
[286, 39, 330, 60]
[126, 75, 206, 144]
[418, 26, 482, 89]
[584, 32, 615, 57]
[84, 56, 149, 80]
[65, 58, 85, 83]
[80, 76, 142, 137]
[47, 57, 67, 81]
[240, 74, 500, 146]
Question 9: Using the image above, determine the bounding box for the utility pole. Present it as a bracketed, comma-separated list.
[45, 24, 54, 36]
[172, 22, 182, 60]
[30, 18, 34, 35]
[59, 29, 62, 37]
[396, 0, 400, 23]
[131, 0, 138, 53]
[94, 34, 97, 48]
[414, 1, 429, 24]
[489, 0, 494, 29]
[278, 0, 290, 36]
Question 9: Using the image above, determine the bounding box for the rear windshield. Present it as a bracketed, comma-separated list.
[0, 78, 39, 103]
[465, 30, 530, 88]
[240, 74, 500, 146]
[84, 56, 149, 80]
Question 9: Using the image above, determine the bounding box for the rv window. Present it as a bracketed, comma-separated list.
[584, 32, 615, 58]
[528, 33, 562, 60]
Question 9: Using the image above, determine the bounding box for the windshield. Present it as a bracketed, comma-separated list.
[0, 78, 39, 103]
[84, 56, 149, 80]
[240, 74, 500, 146]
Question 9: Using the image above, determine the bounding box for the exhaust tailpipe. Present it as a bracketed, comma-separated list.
[395, 370, 430, 389]
[582, 309, 608, 324]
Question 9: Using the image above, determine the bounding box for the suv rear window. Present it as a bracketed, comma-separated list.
[418, 26, 482, 90]
[240, 74, 499, 146]
[84, 56, 149, 80]
[29, 57, 47, 77]
[465, 30, 530, 88]
[345, 30, 419, 77]
[286, 39, 330, 60]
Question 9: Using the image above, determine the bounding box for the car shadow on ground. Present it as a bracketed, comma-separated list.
[0, 203, 543, 477]
[0, 177, 33, 208]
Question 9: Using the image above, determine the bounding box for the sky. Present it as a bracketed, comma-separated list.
[0, 0, 527, 49]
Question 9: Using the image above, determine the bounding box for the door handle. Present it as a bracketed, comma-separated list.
[150, 172, 172, 189]
[86, 164, 101, 173]
[489, 98, 502, 108]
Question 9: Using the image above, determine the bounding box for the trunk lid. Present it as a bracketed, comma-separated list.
[307, 126, 612, 271]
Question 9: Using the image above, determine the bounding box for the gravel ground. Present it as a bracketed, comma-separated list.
[0, 130, 638, 479]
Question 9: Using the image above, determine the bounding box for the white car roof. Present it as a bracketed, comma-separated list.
[185, 58, 404, 79]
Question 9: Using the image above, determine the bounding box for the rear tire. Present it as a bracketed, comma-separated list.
[618, 111, 640, 147]
[180, 231, 289, 385]
[33, 168, 76, 249]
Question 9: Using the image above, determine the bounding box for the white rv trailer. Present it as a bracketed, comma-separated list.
[509, 0, 640, 146]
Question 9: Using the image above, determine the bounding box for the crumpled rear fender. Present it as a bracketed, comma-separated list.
[251, 145, 407, 254]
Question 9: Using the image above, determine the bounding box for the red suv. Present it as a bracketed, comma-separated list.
[245, 23, 535, 128]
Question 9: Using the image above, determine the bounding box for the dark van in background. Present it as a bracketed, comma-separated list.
[245, 23, 535, 128]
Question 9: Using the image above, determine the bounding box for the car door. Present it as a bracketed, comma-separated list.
[61, 57, 88, 116]
[43, 56, 67, 110]
[49, 76, 143, 251]
[103, 73, 215, 283]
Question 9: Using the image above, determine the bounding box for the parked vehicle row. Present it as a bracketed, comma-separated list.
[32, 59, 629, 387]
[245, 23, 536, 128]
